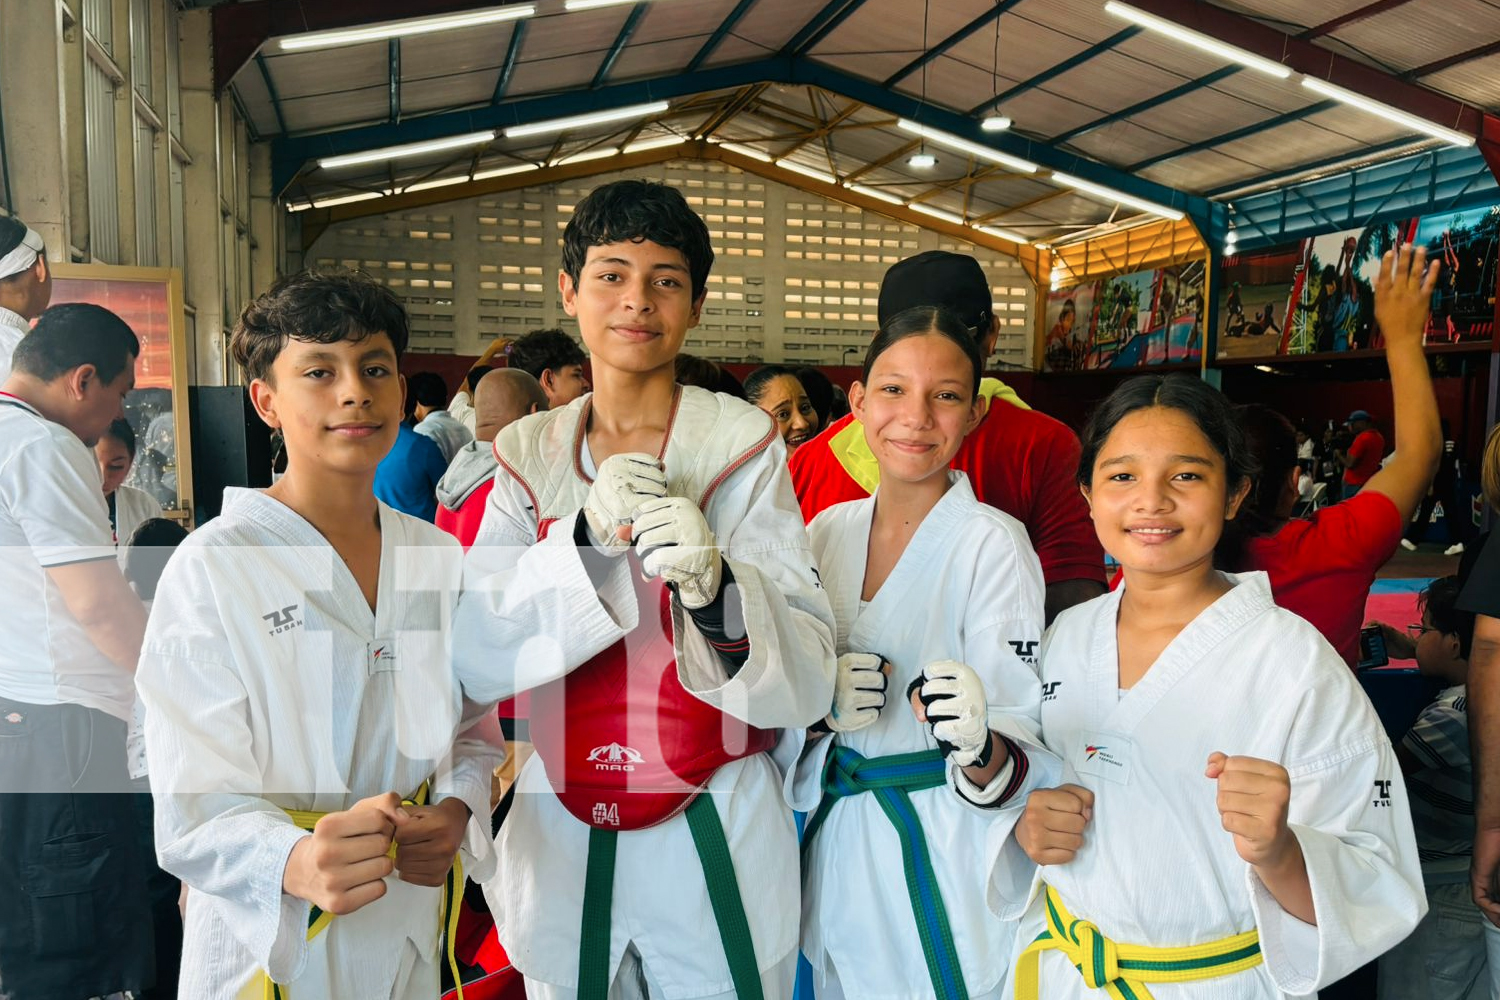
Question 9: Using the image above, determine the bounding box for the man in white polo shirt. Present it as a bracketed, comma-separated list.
[0, 216, 53, 387]
[0, 302, 154, 999]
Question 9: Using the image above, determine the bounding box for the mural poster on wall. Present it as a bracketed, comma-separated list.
[1043, 260, 1205, 372]
[1216, 201, 1500, 360]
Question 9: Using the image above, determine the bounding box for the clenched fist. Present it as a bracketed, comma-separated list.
[1017, 784, 1093, 866]
[1206, 752, 1295, 869]
[282, 793, 408, 916]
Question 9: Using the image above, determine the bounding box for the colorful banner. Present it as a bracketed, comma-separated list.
[1217, 201, 1500, 360]
[1043, 261, 1205, 371]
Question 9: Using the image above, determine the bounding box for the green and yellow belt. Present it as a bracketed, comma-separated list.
[256, 782, 466, 1000]
[1015, 883, 1263, 1000]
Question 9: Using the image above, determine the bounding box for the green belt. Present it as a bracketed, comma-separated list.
[578, 794, 763, 1000]
[803, 745, 969, 1000]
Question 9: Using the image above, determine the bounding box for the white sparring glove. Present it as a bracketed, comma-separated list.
[823, 653, 889, 733]
[583, 453, 667, 554]
[630, 495, 722, 610]
[913, 660, 993, 767]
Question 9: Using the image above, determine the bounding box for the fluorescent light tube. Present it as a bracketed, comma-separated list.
[278, 6, 535, 52]
[622, 135, 688, 153]
[718, 142, 773, 163]
[972, 223, 1030, 244]
[776, 159, 837, 184]
[1103, 2, 1291, 78]
[1050, 171, 1185, 221]
[1301, 77, 1475, 147]
[319, 131, 496, 170]
[555, 147, 621, 165]
[402, 175, 472, 194]
[909, 202, 966, 225]
[472, 163, 541, 180]
[895, 120, 1038, 173]
[503, 102, 669, 139]
[313, 190, 387, 209]
[845, 182, 904, 205]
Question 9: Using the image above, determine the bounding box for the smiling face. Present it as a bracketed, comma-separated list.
[756, 374, 819, 453]
[1083, 405, 1248, 580]
[559, 240, 703, 379]
[247, 333, 403, 477]
[850, 331, 980, 487]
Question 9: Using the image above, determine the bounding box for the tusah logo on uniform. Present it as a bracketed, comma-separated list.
[1008, 640, 1039, 666]
[262, 604, 303, 635]
[588, 742, 644, 772]
[592, 802, 620, 826]
[1041, 681, 1062, 701]
[1373, 779, 1393, 807]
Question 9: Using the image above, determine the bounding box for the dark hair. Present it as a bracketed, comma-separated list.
[507, 328, 585, 380]
[561, 180, 714, 300]
[0, 216, 27, 257]
[1420, 575, 1475, 660]
[674, 353, 723, 391]
[795, 367, 834, 428]
[862, 306, 981, 400]
[0, 217, 34, 283]
[465, 365, 492, 393]
[1217, 404, 1298, 571]
[743, 365, 801, 406]
[1077, 375, 1257, 493]
[12, 303, 139, 384]
[121, 517, 188, 601]
[103, 417, 137, 458]
[230, 268, 409, 384]
[408, 371, 448, 409]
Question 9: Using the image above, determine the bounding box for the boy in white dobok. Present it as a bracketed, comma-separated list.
[786, 306, 1054, 1000]
[998, 250, 1431, 1000]
[454, 179, 835, 999]
[137, 270, 503, 999]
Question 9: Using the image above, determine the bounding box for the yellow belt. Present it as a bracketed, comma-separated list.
[258, 782, 466, 1000]
[1015, 884, 1262, 1000]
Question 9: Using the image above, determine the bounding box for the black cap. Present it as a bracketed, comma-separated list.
[877, 251, 992, 329]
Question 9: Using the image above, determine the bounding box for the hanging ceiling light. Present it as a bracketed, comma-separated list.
[1102, 2, 1291, 78]
[980, 116, 1012, 132]
[318, 131, 497, 170]
[845, 182, 905, 205]
[503, 101, 670, 139]
[275, 5, 535, 52]
[1050, 171, 1185, 221]
[1301, 78, 1475, 147]
[896, 120, 1039, 173]
[907, 151, 937, 169]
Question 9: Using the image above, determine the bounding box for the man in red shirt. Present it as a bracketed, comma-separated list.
[1340, 408, 1386, 499]
[789, 251, 1106, 622]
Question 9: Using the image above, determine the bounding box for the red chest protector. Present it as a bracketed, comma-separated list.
[495, 387, 779, 830]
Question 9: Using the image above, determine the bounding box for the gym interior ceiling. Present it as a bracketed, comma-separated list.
[213, 0, 1500, 251]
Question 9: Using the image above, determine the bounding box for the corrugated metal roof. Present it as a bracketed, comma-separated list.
[241, 0, 1494, 239]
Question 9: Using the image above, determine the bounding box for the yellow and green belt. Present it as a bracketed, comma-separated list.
[258, 782, 466, 1000]
[1015, 883, 1263, 999]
